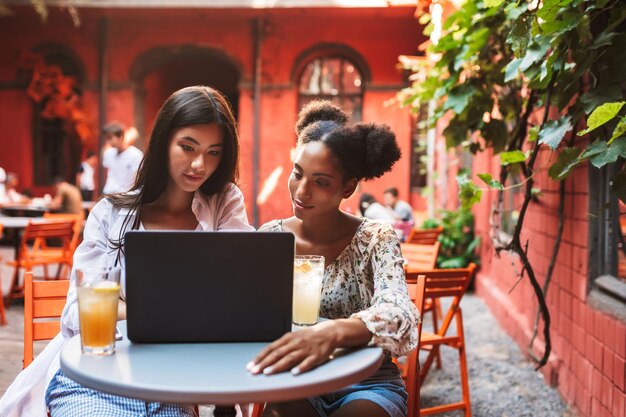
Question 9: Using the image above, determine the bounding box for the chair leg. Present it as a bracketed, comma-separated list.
[0, 281, 6, 325]
[432, 299, 442, 370]
[456, 309, 471, 417]
[251, 403, 265, 417]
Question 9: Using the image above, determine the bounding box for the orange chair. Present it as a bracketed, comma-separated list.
[0, 223, 5, 325]
[36, 212, 84, 277]
[406, 264, 477, 416]
[405, 274, 427, 417]
[23, 271, 69, 367]
[7, 220, 75, 299]
[406, 227, 443, 245]
[401, 242, 440, 272]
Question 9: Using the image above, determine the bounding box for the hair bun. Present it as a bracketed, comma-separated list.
[357, 123, 401, 179]
[295, 100, 349, 135]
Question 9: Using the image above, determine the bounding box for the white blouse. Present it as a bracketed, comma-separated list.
[0, 183, 253, 417]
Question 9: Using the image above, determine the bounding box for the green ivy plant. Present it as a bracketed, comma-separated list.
[423, 208, 481, 269]
[399, 0, 626, 368]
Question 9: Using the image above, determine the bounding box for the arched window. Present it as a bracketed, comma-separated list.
[298, 56, 364, 122]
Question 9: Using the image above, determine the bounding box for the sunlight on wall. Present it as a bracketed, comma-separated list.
[257, 166, 284, 205]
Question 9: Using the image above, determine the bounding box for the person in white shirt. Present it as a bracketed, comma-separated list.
[359, 192, 397, 224]
[75, 151, 97, 201]
[383, 187, 414, 222]
[0, 86, 254, 417]
[101, 122, 144, 194]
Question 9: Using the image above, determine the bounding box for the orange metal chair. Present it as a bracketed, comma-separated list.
[7, 220, 75, 299]
[23, 271, 69, 367]
[0, 223, 5, 325]
[405, 274, 427, 417]
[406, 227, 443, 245]
[406, 264, 477, 416]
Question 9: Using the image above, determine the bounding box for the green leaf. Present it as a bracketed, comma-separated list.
[608, 117, 626, 144]
[589, 138, 626, 168]
[444, 85, 477, 114]
[580, 86, 625, 114]
[457, 174, 482, 210]
[591, 31, 619, 49]
[519, 36, 551, 72]
[580, 140, 608, 159]
[528, 125, 539, 142]
[538, 116, 573, 149]
[548, 147, 583, 180]
[500, 150, 527, 166]
[478, 173, 504, 189]
[578, 101, 626, 136]
[507, 17, 530, 58]
[504, 58, 522, 82]
[485, 0, 504, 8]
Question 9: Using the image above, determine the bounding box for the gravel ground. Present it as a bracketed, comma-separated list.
[419, 293, 575, 417]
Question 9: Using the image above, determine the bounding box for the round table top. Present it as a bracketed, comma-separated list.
[60, 321, 384, 404]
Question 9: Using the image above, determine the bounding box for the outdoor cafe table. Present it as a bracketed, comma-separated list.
[61, 321, 384, 417]
[0, 216, 59, 300]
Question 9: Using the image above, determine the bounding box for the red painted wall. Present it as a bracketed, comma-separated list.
[0, 6, 425, 225]
[465, 146, 626, 417]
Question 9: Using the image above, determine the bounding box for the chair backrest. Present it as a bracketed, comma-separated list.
[405, 275, 426, 417]
[20, 220, 75, 259]
[406, 263, 477, 336]
[42, 212, 84, 251]
[23, 272, 69, 367]
[401, 241, 440, 272]
[406, 226, 443, 245]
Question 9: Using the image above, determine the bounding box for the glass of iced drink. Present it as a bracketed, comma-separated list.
[76, 266, 121, 355]
[293, 255, 325, 326]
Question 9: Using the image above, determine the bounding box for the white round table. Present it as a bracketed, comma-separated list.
[60, 321, 383, 413]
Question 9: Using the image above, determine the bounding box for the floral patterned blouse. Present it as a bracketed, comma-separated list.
[259, 219, 421, 357]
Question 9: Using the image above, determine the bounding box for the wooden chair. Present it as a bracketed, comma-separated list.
[405, 275, 427, 417]
[401, 242, 440, 272]
[7, 220, 75, 299]
[406, 264, 477, 416]
[400, 241, 442, 368]
[23, 271, 69, 367]
[406, 226, 443, 245]
[0, 223, 5, 325]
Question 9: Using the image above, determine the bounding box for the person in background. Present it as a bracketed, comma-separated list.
[49, 176, 83, 215]
[4, 172, 28, 204]
[76, 151, 97, 201]
[383, 187, 414, 223]
[359, 192, 396, 224]
[101, 122, 144, 194]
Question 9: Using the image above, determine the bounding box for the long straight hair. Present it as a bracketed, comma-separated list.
[106, 86, 240, 256]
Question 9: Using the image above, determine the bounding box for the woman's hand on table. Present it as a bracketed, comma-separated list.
[246, 318, 372, 376]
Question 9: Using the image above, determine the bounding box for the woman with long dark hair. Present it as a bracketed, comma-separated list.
[7, 85, 252, 417]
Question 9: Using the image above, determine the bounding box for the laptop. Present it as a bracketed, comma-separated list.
[124, 230, 294, 343]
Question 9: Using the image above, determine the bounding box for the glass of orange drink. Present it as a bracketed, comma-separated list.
[293, 255, 325, 326]
[76, 266, 121, 355]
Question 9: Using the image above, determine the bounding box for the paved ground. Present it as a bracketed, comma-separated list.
[0, 245, 574, 416]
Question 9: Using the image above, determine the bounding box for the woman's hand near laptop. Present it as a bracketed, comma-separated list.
[247, 318, 372, 375]
[117, 299, 127, 320]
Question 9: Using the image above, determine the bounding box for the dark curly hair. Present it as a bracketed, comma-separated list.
[296, 100, 401, 181]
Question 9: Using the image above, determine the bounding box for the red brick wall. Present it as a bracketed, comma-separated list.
[469, 147, 625, 417]
[0, 6, 425, 224]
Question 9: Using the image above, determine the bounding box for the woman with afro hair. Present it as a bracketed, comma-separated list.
[248, 101, 420, 417]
